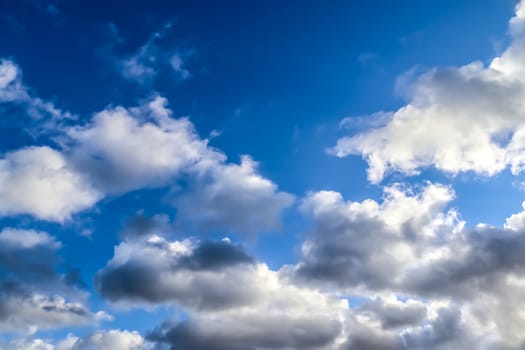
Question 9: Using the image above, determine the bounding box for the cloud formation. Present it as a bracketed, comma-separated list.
[331, 1, 525, 183]
[66, 97, 215, 194]
[1, 330, 149, 350]
[0, 228, 98, 333]
[95, 236, 260, 309]
[0, 89, 292, 230]
[107, 22, 191, 84]
[0, 147, 102, 221]
[0, 59, 72, 121]
[287, 181, 525, 348]
[174, 155, 295, 234]
[97, 232, 350, 349]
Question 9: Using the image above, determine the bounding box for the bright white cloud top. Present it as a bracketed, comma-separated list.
[332, 0, 525, 184]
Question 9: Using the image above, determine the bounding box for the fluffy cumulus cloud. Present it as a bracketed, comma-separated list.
[0, 91, 292, 228]
[294, 182, 460, 290]
[331, 1, 525, 183]
[96, 232, 350, 350]
[174, 155, 295, 234]
[6, 2, 525, 349]
[0, 146, 102, 221]
[65, 96, 216, 193]
[65, 96, 293, 232]
[286, 181, 525, 349]
[95, 212, 525, 349]
[95, 235, 259, 309]
[66, 330, 147, 350]
[0, 228, 97, 333]
[1, 330, 150, 350]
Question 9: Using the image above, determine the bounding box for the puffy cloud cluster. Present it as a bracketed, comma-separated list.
[174, 155, 295, 234]
[331, 1, 525, 183]
[0, 146, 102, 221]
[96, 232, 350, 350]
[6, 1, 525, 349]
[287, 182, 525, 349]
[65, 97, 216, 194]
[96, 208, 525, 350]
[0, 93, 292, 231]
[95, 236, 258, 309]
[0, 228, 99, 333]
[1, 330, 149, 350]
[294, 183, 460, 290]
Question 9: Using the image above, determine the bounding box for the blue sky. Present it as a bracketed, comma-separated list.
[2, 0, 525, 349]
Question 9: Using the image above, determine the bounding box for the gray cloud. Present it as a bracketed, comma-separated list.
[95, 236, 259, 310]
[359, 297, 427, 330]
[148, 314, 342, 350]
[0, 228, 100, 332]
[293, 183, 457, 290]
[289, 181, 525, 348]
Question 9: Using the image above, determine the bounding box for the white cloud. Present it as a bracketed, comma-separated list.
[0, 228, 60, 249]
[68, 330, 147, 350]
[65, 96, 292, 232]
[504, 200, 525, 231]
[288, 180, 525, 348]
[66, 96, 216, 193]
[2, 330, 149, 350]
[331, 1, 525, 183]
[111, 22, 192, 84]
[0, 59, 27, 102]
[97, 234, 350, 349]
[0, 293, 92, 334]
[96, 235, 267, 309]
[0, 227, 103, 334]
[170, 54, 190, 80]
[175, 155, 295, 234]
[294, 182, 461, 290]
[0, 92, 291, 228]
[0, 146, 102, 222]
[0, 59, 72, 121]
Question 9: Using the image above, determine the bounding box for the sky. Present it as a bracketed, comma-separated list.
[4, 0, 525, 349]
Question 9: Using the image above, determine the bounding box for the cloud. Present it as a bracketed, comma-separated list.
[148, 309, 344, 350]
[67, 330, 147, 350]
[358, 295, 427, 330]
[169, 54, 191, 80]
[330, 1, 525, 183]
[66, 96, 216, 194]
[0, 147, 102, 222]
[174, 155, 295, 235]
[0, 228, 98, 333]
[0, 59, 72, 121]
[95, 235, 261, 309]
[294, 182, 459, 290]
[0, 290, 91, 333]
[66, 96, 293, 232]
[97, 232, 350, 349]
[144, 265, 349, 350]
[0, 90, 292, 228]
[288, 180, 525, 348]
[107, 23, 192, 84]
[1, 330, 149, 350]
